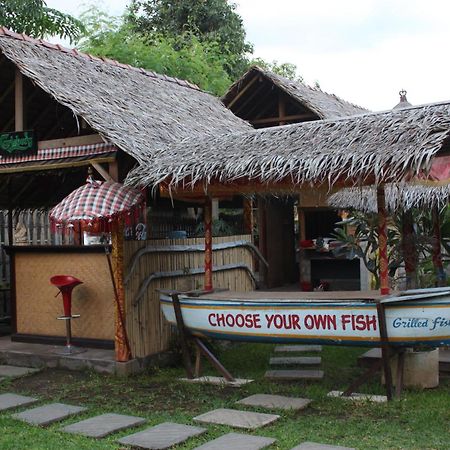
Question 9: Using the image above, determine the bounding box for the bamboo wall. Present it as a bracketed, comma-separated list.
[123, 235, 254, 358]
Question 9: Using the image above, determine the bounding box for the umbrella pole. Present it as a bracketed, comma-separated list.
[107, 222, 132, 361]
[377, 186, 390, 295]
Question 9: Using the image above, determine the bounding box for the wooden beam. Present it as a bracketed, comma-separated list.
[251, 113, 316, 125]
[92, 162, 113, 181]
[278, 94, 286, 126]
[226, 75, 260, 109]
[234, 81, 270, 116]
[108, 160, 119, 182]
[38, 134, 105, 150]
[14, 68, 24, 131]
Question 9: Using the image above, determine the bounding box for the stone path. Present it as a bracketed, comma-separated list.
[237, 393, 312, 411]
[0, 365, 40, 378]
[118, 422, 206, 449]
[327, 390, 387, 403]
[267, 345, 324, 380]
[194, 408, 280, 430]
[0, 393, 38, 411]
[180, 375, 253, 387]
[12, 402, 86, 426]
[62, 412, 146, 438]
[194, 432, 276, 450]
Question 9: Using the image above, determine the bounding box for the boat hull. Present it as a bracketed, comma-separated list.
[160, 289, 450, 347]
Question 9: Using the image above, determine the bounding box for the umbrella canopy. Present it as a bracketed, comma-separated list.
[49, 177, 145, 229]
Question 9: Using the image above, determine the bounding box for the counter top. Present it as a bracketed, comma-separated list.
[3, 245, 110, 254]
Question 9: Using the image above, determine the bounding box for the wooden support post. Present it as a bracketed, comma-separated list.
[15, 68, 24, 132]
[278, 94, 286, 126]
[401, 210, 417, 289]
[193, 337, 235, 382]
[204, 198, 213, 291]
[431, 206, 446, 286]
[108, 160, 119, 182]
[243, 198, 253, 235]
[376, 302, 394, 400]
[377, 185, 390, 295]
[171, 293, 194, 379]
[395, 350, 405, 399]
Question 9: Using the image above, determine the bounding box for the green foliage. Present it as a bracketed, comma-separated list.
[79, 6, 232, 95]
[0, 0, 85, 43]
[128, 0, 253, 79]
[250, 57, 303, 81]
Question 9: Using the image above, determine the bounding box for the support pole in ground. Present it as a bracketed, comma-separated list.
[204, 197, 213, 291]
[376, 301, 394, 401]
[377, 185, 390, 295]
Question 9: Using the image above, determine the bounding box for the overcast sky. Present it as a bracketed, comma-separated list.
[46, 0, 450, 111]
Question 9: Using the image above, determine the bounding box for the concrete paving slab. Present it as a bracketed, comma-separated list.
[270, 356, 322, 366]
[194, 432, 276, 449]
[194, 408, 279, 430]
[118, 422, 206, 449]
[62, 413, 146, 438]
[0, 365, 40, 378]
[180, 376, 253, 387]
[327, 391, 387, 403]
[265, 370, 324, 380]
[12, 402, 87, 426]
[274, 345, 322, 353]
[0, 393, 38, 411]
[291, 442, 355, 450]
[236, 394, 312, 411]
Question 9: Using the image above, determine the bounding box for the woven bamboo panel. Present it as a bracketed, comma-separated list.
[123, 235, 254, 358]
[15, 253, 114, 340]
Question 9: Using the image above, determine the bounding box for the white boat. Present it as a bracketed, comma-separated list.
[160, 287, 450, 347]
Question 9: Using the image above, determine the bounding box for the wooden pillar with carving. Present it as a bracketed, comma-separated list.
[377, 186, 390, 295]
[431, 206, 446, 286]
[204, 198, 213, 291]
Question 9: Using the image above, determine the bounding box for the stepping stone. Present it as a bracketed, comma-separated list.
[270, 356, 322, 366]
[0, 365, 40, 378]
[327, 391, 387, 403]
[0, 393, 38, 411]
[194, 432, 276, 449]
[291, 442, 355, 450]
[62, 413, 146, 438]
[12, 402, 86, 426]
[194, 408, 279, 430]
[265, 370, 324, 380]
[180, 376, 253, 387]
[237, 394, 312, 411]
[274, 345, 322, 353]
[118, 422, 206, 449]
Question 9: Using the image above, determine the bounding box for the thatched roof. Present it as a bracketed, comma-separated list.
[126, 101, 450, 192]
[223, 66, 369, 120]
[0, 28, 251, 163]
[327, 183, 450, 212]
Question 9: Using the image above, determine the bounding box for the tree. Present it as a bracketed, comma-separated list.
[128, 0, 253, 79]
[0, 0, 84, 43]
[79, 6, 232, 96]
[250, 58, 303, 82]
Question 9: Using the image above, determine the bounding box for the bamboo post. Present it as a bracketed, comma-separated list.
[431, 206, 446, 286]
[377, 186, 390, 295]
[111, 220, 132, 362]
[204, 198, 213, 291]
[15, 68, 24, 131]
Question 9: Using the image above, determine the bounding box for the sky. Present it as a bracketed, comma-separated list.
[46, 0, 450, 111]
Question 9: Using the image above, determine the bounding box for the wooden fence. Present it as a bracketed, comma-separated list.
[123, 235, 254, 358]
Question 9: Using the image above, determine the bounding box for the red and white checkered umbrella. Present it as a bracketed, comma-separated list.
[49, 177, 145, 228]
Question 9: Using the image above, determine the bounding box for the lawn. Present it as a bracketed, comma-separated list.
[0, 344, 448, 449]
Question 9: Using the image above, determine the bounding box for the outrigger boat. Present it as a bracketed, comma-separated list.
[160, 287, 450, 348]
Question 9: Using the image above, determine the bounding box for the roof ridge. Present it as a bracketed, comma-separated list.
[256, 66, 369, 112]
[0, 27, 201, 92]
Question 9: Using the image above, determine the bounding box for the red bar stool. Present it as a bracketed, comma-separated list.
[50, 275, 85, 355]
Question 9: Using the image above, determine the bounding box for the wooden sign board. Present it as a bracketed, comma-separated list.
[0, 131, 37, 158]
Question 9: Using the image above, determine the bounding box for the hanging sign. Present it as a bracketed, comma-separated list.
[0, 131, 37, 157]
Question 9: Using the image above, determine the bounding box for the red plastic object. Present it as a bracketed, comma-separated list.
[300, 281, 313, 291]
[50, 275, 83, 317]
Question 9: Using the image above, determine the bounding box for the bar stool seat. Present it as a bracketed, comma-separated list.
[50, 275, 85, 355]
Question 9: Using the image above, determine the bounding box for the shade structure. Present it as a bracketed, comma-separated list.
[49, 177, 145, 229]
[49, 176, 145, 362]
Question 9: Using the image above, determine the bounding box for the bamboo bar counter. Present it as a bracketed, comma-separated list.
[6, 245, 115, 348]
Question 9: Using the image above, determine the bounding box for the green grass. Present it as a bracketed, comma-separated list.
[0, 344, 449, 449]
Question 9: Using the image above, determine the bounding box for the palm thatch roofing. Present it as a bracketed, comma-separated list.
[0, 28, 251, 164]
[223, 66, 369, 120]
[126, 101, 450, 192]
[327, 183, 450, 213]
